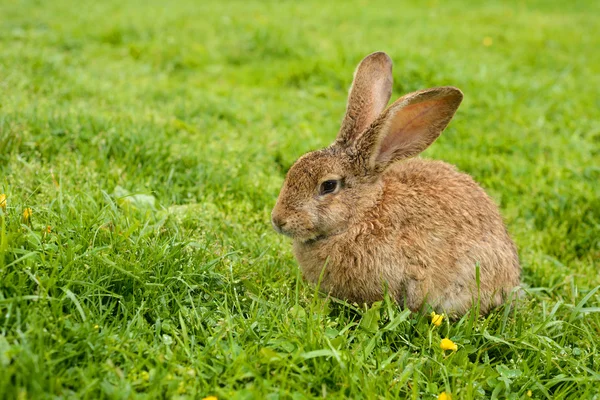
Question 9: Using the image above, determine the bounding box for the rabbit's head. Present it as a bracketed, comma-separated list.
[272, 52, 463, 243]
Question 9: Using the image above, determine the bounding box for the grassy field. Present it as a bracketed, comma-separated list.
[1, 0, 599, 398]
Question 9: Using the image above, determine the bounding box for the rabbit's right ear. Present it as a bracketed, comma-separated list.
[355, 86, 463, 173]
[336, 52, 393, 145]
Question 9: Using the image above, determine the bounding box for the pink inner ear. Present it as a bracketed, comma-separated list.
[378, 99, 442, 162]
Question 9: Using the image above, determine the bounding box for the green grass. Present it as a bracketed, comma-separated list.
[1, 0, 599, 398]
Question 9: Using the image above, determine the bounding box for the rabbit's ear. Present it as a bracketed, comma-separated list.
[336, 52, 393, 145]
[356, 86, 463, 171]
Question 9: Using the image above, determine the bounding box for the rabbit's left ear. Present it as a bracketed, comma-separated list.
[355, 86, 463, 172]
[336, 52, 393, 145]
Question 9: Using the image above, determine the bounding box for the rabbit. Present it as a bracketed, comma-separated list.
[271, 52, 521, 317]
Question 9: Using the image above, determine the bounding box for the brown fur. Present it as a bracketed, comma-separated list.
[271, 52, 521, 316]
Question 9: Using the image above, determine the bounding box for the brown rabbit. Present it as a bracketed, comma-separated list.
[271, 52, 520, 316]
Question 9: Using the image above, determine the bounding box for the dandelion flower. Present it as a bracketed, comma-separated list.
[430, 311, 444, 327]
[202, 397, 218, 400]
[527, 390, 532, 397]
[438, 392, 451, 400]
[23, 207, 32, 223]
[0, 194, 6, 211]
[440, 338, 458, 351]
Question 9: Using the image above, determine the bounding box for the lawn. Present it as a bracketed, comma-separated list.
[1, 0, 599, 398]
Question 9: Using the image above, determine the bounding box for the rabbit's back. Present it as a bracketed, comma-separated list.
[385, 158, 520, 313]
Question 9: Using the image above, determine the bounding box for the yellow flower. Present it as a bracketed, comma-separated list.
[23, 207, 32, 223]
[0, 194, 6, 211]
[440, 338, 458, 351]
[430, 311, 444, 327]
[527, 390, 532, 397]
[438, 392, 451, 400]
[202, 397, 218, 400]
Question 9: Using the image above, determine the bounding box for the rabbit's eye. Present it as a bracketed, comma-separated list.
[319, 180, 339, 195]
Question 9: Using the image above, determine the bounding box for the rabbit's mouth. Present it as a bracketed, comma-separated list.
[277, 227, 341, 244]
[303, 228, 348, 245]
[278, 227, 317, 242]
[304, 234, 327, 245]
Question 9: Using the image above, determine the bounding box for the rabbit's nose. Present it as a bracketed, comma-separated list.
[271, 214, 285, 234]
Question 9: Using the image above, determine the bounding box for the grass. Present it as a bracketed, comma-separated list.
[1, 0, 599, 398]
